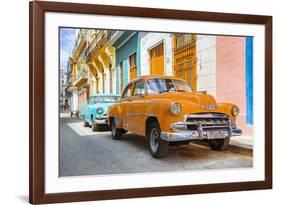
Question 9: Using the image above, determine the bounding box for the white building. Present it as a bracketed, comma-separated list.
[196, 35, 217, 97]
[139, 32, 173, 76]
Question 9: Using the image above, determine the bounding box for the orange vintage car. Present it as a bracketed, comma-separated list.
[107, 75, 242, 158]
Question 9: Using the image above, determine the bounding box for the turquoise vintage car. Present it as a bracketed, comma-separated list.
[82, 94, 120, 131]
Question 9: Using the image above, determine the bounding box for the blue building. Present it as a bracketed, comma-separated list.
[111, 31, 141, 94]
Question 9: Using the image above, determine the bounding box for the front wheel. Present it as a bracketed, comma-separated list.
[110, 118, 125, 140]
[83, 116, 89, 127]
[147, 121, 169, 158]
[92, 122, 98, 131]
[209, 137, 230, 151]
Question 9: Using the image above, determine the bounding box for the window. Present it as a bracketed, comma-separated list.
[129, 53, 137, 69]
[147, 78, 175, 94]
[122, 83, 133, 98]
[146, 78, 192, 94]
[175, 34, 192, 48]
[129, 53, 137, 80]
[119, 62, 123, 93]
[91, 96, 119, 104]
[88, 97, 94, 105]
[173, 79, 193, 92]
[133, 81, 145, 96]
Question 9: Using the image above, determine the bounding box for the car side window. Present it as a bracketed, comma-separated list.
[88, 97, 92, 105]
[89, 97, 95, 105]
[133, 81, 145, 96]
[122, 83, 133, 98]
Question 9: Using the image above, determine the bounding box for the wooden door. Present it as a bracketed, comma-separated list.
[129, 53, 137, 80]
[173, 34, 197, 90]
[119, 62, 123, 94]
[150, 42, 164, 75]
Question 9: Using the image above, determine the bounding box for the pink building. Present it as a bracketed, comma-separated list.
[216, 36, 253, 136]
[196, 35, 253, 136]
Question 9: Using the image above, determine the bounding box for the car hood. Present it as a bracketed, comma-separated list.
[146, 91, 229, 114]
[150, 92, 216, 105]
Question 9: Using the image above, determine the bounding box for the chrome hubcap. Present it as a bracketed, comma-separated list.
[150, 128, 159, 153]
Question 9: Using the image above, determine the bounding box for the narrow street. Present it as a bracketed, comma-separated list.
[59, 113, 253, 177]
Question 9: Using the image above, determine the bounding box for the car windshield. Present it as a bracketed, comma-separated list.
[91, 96, 119, 104]
[146, 78, 192, 94]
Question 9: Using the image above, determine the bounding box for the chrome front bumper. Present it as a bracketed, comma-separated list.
[93, 118, 108, 125]
[161, 128, 242, 142]
[161, 117, 242, 142]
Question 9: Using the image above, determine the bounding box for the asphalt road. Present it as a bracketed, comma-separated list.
[59, 114, 253, 177]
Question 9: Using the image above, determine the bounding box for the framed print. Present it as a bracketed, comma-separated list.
[29, 1, 272, 204]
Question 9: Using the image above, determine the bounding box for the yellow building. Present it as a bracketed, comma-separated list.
[85, 30, 117, 95]
[70, 29, 90, 115]
[69, 29, 117, 116]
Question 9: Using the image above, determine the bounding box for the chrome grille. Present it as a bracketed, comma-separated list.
[186, 113, 228, 124]
[181, 113, 230, 131]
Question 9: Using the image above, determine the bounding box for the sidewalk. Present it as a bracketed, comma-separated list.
[194, 135, 253, 156]
[229, 135, 253, 156]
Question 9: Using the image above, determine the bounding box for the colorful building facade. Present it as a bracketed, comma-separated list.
[85, 30, 117, 95]
[69, 29, 117, 115]
[196, 35, 253, 135]
[69, 29, 89, 115]
[67, 30, 253, 136]
[110, 31, 141, 94]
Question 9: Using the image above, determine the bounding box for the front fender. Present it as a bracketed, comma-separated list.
[217, 102, 238, 120]
[107, 104, 122, 127]
[145, 99, 181, 133]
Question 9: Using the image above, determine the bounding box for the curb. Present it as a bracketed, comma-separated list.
[193, 141, 253, 157]
[228, 143, 253, 157]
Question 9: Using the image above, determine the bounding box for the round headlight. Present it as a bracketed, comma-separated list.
[170, 102, 181, 115]
[96, 107, 104, 114]
[232, 105, 239, 116]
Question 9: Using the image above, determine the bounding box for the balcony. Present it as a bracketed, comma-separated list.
[72, 29, 87, 62]
[72, 72, 88, 88]
[84, 30, 116, 62]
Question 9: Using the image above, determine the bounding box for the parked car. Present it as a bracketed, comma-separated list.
[107, 75, 242, 158]
[82, 94, 120, 131]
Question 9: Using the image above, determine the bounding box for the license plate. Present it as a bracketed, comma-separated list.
[207, 131, 225, 139]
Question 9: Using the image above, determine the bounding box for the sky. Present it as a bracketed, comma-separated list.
[60, 28, 77, 71]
